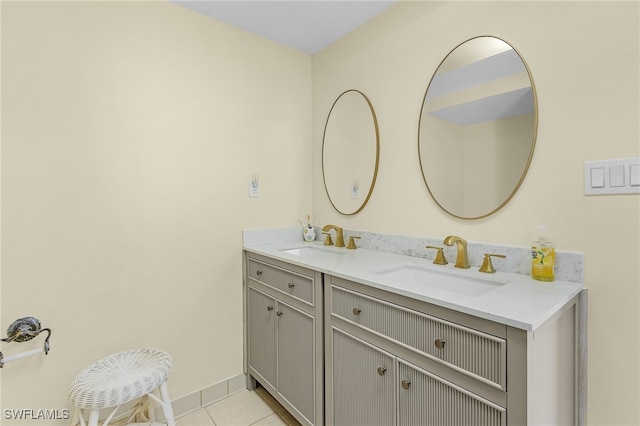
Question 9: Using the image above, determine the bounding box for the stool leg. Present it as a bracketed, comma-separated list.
[159, 381, 176, 426]
[87, 409, 100, 426]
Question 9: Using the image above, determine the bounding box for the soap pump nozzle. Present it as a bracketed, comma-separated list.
[537, 225, 547, 243]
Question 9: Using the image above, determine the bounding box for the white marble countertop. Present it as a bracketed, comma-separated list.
[243, 230, 584, 332]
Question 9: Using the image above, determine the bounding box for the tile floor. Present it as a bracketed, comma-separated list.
[176, 385, 302, 426]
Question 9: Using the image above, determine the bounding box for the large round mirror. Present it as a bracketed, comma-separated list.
[322, 90, 379, 215]
[418, 36, 537, 219]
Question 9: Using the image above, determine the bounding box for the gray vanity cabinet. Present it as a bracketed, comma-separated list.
[328, 312, 505, 425]
[326, 276, 507, 425]
[331, 324, 505, 426]
[245, 253, 324, 426]
[243, 250, 583, 426]
[326, 274, 580, 426]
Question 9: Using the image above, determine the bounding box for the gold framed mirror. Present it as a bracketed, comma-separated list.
[322, 89, 380, 215]
[418, 36, 538, 219]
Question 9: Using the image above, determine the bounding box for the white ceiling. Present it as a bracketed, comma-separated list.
[171, 1, 397, 55]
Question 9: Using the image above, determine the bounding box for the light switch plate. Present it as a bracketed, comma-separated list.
[584, 157, 640, 195]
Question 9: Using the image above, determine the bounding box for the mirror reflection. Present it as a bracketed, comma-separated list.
[323, 90, 379, 215]
[419, 36, 537, 219]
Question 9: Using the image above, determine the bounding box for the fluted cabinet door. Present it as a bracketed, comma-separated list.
[332, 328, 396, 426]
[397, 359, 505, 426]
[248, 288, 277, 388]
[277, 302, 315, 424]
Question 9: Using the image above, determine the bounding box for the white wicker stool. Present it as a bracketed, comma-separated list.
[68, 348, 176, 426]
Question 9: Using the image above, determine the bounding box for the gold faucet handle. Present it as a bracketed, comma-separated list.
[346, 236, 361, 250]
[322, 232, 334, 246]
[425, 246, 448, 265]
[479, 253, 506, 274]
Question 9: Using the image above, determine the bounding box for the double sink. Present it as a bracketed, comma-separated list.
[280, 245, 509, 297]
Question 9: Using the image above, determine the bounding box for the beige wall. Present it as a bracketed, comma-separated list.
[1, 1, 311, 423]
[2, 1, 639, 425]
[313, 1, 639, 425]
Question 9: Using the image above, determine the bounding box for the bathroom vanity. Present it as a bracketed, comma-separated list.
[246, 253, 324, 425]
[243, 229, 586, 426]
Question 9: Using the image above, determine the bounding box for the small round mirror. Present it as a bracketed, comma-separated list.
[418, 36, 537, 219]
[322, 90, 379, 215]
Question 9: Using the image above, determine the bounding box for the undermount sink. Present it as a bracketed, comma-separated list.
[281, 245, 348, 258]
[372, 263, 509, 297]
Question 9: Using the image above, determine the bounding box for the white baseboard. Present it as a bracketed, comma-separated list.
[155, 373, 247, 420]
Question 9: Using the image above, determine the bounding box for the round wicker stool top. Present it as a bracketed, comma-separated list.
[68, 348, 172, 410]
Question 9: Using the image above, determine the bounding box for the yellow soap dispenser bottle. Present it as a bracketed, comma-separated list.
[531, 225, 555, 282]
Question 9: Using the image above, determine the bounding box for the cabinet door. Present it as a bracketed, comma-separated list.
[276, 301, 315, 423]
[332, 328, 395, 426]
[248, 287, 277, 388]
[397, 359, 505, 426]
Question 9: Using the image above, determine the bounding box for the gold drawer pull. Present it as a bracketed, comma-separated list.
[434, 339, 446, 349]
[256, 270, 263, 276]
[352, 308, 362, 316]
[276, 311, 283, 317]
[377, 367, 387, 376]
[401, 380, 411, 390]
[267, 305, 274, 312]
[288, 282, 295, 289]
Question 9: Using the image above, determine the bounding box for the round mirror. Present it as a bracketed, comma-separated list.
[418, 36, 537, 219]
[322, 90, 380, 215]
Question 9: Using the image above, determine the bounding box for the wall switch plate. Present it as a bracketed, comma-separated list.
[249, 179, 259, 198]
[351, 180, 359, 199]
[584, 157, 640, 195]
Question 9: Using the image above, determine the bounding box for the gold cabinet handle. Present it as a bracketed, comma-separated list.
[352, 308, 362, 316]
[377, 367, 387, 376]
[401, 380, 411, 390]
[288, 282, 295, 289]
[266, 305, 274, 312]
[256, 270, 263, 276]
[434, 339, 446, 349]
[276, 311, 283, 317]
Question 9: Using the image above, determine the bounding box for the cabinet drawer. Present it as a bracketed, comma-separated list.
[332, 285, 506, 390]
[248, 259, 315, 306]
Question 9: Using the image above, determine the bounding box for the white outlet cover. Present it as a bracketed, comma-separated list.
[249, 179, 259, 197]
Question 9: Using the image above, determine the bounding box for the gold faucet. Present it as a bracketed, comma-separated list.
[346, 236, 361, 250]
[322, 232, 334, 246]
[479, 253, 506, 274]
[443, 235, 470, 269]
[322, 224, 345, 247]
[425, 246, 448, 265]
